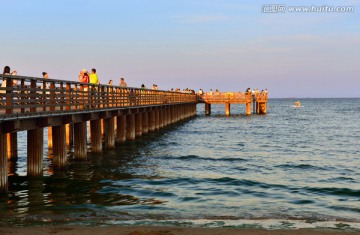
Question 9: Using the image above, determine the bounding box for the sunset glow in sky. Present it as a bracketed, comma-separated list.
[1, 0, 359, 97]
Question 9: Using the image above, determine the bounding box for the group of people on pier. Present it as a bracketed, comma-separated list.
[1, 66, 268, 105]
[1, 65, 196, 94]
[196, 88, 268, 97]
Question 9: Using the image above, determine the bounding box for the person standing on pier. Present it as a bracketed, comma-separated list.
[1, 66, 17, 93]
[1, 66, 11, 96]
[42, 72, 50, 94]
[120, 77, 127, 87]
[42, 72, 48, 79]
[89, 68, 100, 101]
[78, 69, 89, 91]
[90, 68, 99, 85]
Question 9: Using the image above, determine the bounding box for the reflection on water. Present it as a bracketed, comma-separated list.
[1, 99, 360, 229]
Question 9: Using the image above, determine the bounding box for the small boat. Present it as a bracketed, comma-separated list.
[292, 101, 303, 108]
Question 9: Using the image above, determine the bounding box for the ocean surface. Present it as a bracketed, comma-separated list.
[1, 98, 360, 230]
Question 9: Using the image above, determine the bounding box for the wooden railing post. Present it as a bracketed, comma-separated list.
[50, 81, 56, 111]
[66, 83, 71, 111]
[30, 80, 37, 113]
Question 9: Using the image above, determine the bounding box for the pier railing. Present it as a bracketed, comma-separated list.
[200, 92, 268, 103]
[0, 75, 197, 119]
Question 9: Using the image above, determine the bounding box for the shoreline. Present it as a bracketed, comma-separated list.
[0, 225, 359, 235]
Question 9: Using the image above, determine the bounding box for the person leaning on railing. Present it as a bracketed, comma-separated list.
[1, 66, 17, 91]
[78, 69, 89, 91]
[1, 66, 19, 105]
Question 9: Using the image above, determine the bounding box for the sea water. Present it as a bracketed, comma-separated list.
[1, 98, 359, 230]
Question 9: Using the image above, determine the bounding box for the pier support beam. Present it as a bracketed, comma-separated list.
[142, 112, 149, 134]
[7, 132, 17, 159]
[65, 124, 73, 147]
[225, 103, 230, 116]
[74, 122, 87, 159]
[48, 127, 53, 150]
[0, 134, 7, 194]
[246, 102, 252, 115]
[149, 111, 155, 132]
[159, 109, 164, 129]
[91, 119, 103, 153]
[126, 114, 135, 141]
[155, 110, 160, 131]
[116, 115, 126, 144]
[175, 107, 179, 122]
[52, 125, 67, 168]
[135, 113, 142, 137]
[104, 117, 115, 149]
[205, 103, 211, 116]
[163, 108, 169, 127]
[259, 102, 267, 114]
[27, 128, 44, 177]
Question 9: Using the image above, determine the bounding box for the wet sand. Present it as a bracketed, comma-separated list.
[0, 226, 359, 235]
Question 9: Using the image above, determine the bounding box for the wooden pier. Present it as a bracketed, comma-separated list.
[200, 91, 268, 115]
[0, 74, 268, 194]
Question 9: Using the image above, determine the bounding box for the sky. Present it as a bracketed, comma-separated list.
[1, 0, 359, 98]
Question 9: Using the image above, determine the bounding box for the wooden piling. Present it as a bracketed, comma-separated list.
[166, 108, 169, 124]
[48, 127, 53, 150]
[205, 103, 211, 116]
[91, 119, 103, 153]
[65, 123, 73, 147]
[27, 128, 44, 177]
[170, 108, 174, 124]
[246, 102, 252, 115]
[159, 109, 164, 128]
[259, 102, 267, 114]
[135, 113, 142, 137]
[104, 117, 115, 149]
[52, 125, 67, 168]
[155, 110, 160, 131]
[116, 115, 126, 144]
[168, 108, 172, 125]
[7, 132, 17, 159]
[225, 103, 230, 116]
[0, 134, 7, 193]
[142, 112, 149, 134]
[175, 107, 179, 122]
[126, 114, 136, 141]
[148, 111, 155, 132]
[74, 122, 87, 159]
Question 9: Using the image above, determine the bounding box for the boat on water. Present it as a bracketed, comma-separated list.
[293, 101, 303, 108]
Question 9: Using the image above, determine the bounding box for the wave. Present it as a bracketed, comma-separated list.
[276, 163, 329, 171]
[157, 155, 248, 162]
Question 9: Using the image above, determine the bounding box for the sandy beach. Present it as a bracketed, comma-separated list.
[0, 226, 359, 235]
